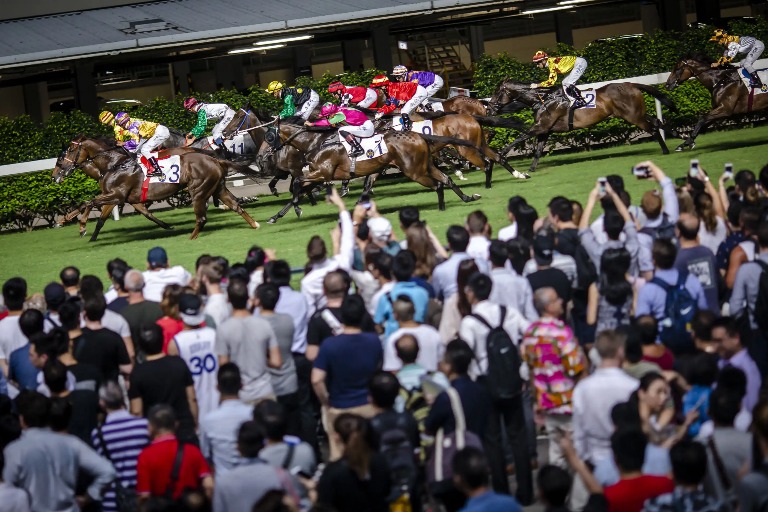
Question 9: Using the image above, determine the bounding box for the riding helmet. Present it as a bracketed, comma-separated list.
[532, 51, 549, 63]
[266, 81, 284, 93]
[115, 112, 131, 125]
[320, 103, 339, 117]
[99, 111, 115, 125]
[392, 65, 408, 76]
[183, 97, 198, 110]
[370, 75, 390, 88]
[328, 82, 345, 94]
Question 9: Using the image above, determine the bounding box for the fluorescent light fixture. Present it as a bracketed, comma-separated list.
[558, 0, 596, 4]
[521, 5, 570, 14]
[228, 44, 285, 54]
[254, 35, 313, 46]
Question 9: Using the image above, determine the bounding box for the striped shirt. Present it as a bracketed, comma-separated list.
[91, 410, 150, 512]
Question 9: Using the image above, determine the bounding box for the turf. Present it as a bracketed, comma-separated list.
[2, 126, 767, 294]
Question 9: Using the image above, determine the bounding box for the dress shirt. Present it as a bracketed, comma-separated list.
[199, 399, 254, 475]
[489, 267, 537, 320]
[300, 210, 354, 315]
[3, 428, 116, 512]
[458, 300, 530, 379]
[572, 367, 638, 463]
[729, 252, 768, 330]
[274, 285, 310, 354]
[719, 349, 762, 412]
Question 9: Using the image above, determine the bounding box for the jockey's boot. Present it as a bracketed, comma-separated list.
[345, 134, 364, 159]
[147, 157, 164, 178]
[422, 102, 434, 112]
[400, 113, 413, 131]
[566, 84, 587, 109]
[749, 71, 767, 91]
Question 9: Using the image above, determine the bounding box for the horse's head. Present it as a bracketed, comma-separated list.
[666, 55, 713, 90]
[221, 107, 249, 139]
[488, 79, 521, 115]
[52, 136, 87, 183]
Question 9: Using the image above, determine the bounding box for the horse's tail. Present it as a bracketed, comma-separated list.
[420, 133, 482, 150]
[631, 83, 678, 113]
[471, 115, 526, 130]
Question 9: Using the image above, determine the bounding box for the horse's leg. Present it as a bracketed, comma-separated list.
[131, 203, 173, 230]
[425, 162, 481, 207]
[268, 179, 314, 224]
[340, 179, 350, 197]
[651, 117, 670, 155]
[77, 202, 95, 238]
[360, 174, 379, 201]
[88, 205, 115, 242]
[217, 186, 260, 229]
[528, 135, 549, 173]
[501, 132, 535, 157]
[676, 108, 727, 151]
[436, 181, 445, 211]
[482, 144, 530, 180]
[189, 196, 208, 240]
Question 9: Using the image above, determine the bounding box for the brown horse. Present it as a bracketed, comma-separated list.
[488, 80, 675, 172]
[52, 136, 259, 241]
[666, 54, 768, 151]
[431, 96, 489, 116]
[263, 117, 482, 223]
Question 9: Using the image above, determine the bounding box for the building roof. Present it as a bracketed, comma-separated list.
[0, 0, 509, 69]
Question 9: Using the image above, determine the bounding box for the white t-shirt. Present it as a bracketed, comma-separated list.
[142, 266, 192, 303]
[698, 217, 727, 256]
[383, 324, 444, 372]
[466, 236, 490, 262]
[0, 316, 25, 360]
[498, 222, 518, 242]
[204, 293, 231, 329]
[174, 327, 220, 419]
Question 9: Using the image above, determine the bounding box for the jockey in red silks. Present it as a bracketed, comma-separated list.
[305, 103, 375, 159]
[327, 82, 378, 109]
[369, 75, 426, 131]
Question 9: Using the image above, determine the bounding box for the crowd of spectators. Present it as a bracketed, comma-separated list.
[1, 160, 768, 512]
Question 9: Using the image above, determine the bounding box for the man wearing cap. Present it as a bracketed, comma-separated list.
[526, 228, 573, 310]
[168, 293, 220, 420]
[43, 282, 67, 330]
[366, 217, 401, 256]
[142, 247, 192, 303]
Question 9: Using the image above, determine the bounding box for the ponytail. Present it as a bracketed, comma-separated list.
[334, 413, 372, 480]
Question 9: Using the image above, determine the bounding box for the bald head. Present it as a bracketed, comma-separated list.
[533, 287, 563, 318]
[323, 270, 351, 300]
[676, 213, 700, 241]
[395, 334, 419, 365]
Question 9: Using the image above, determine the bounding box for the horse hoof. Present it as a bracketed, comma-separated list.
[512, 171, 529, 180]
[340, 188, 349, 197]
[267, 217, 277, 224]
[471, 193, 482, 200]
[270, 188, 279, 197]
[675, 145, 685, 152]
[79, 230, 87, 238]
[454, 171, 467, 181]
[295, 209, 303, 218]
[252, 221, 260, 229]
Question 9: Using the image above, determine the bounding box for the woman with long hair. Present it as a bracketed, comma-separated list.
[245, 245, 267, 297]
[694, 191, 727, 255]
[587, 248, 635, 333]
[438, 260, 479, 343]
[315, 413, 390, 512]
[406, 223, 439, 279]
[156, 283, 184, 353]
[515, 204, 539, 243]
[506, 238, 531, 276]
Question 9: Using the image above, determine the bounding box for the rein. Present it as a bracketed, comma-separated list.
[236, 113, 278, 135]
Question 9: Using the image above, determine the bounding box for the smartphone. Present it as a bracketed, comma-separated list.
[723, 162, 733, 180]
[632, 165, 649, 178]
[689, 159, 699, 178]
[598, 177, 607, 195]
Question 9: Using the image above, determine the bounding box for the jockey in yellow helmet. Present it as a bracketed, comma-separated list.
[530, 51, 589, 108]
[266, 81, 320, 120]
[710, 30, 766, 91]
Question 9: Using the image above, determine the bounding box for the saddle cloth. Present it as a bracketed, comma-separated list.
[567, 87, 597, 109]
[139, 154, 182, 184]
[339, 133, 388, 161]
[392, 116, 435, 134]
[738, 68, 768, 94]
[205, 133, 257, 154]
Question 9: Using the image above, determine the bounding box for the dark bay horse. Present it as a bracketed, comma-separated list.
[264, 118, 482, 223]
[488, 80, 676, 172]
[52, 136, 259, 240]
[432, 96, 489, 116]
[666, 54, 768, 151]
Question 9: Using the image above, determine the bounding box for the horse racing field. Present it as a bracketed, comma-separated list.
[3, 125, 767, 293]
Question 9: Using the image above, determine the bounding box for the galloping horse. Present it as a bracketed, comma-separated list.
[488, 80, 676, 172]
[433, 96, 489, 116]
[666, 54, 768, 151]
[52, 136, 259, 240]
[261, 117, 482, 223]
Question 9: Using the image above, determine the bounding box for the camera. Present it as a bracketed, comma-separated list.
[689, 159, 699, 178]
[632, 165, 650, 178]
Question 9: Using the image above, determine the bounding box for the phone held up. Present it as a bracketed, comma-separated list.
[688, 159, 699, 178]
[598, 177, 607, 196]
[723, 163, 733, 180]
[632, 165, 650, 179]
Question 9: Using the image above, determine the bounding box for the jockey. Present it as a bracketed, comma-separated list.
[114, 112, 167, 178]
[710, 29, 766, 91]
[369, 74, 427, 131]
[99, 111, 141, 152]
[391, 64, 444, 108]
[530, 51, 589, 109]
[266, 81, 320, 121]
[328, 82, 378, 109]
[305, 103, 374, 160]
[183, 98, 235, 146]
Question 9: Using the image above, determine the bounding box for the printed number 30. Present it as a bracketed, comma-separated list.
[189, 354, 216, 375]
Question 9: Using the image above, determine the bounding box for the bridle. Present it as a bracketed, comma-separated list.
[57, 139, 129, 178]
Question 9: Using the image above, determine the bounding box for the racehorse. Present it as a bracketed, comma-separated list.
[259, 116, 482, 223]
[431, 96, 489, 116]
[488, 80, 676, 173]
[52, 136, 260, 241]
[666, 54, 768, 151]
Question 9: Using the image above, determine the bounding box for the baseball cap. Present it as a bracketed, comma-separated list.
[147, 246, 168, 268]
[44, 282, 67, 310]
[178, 293, 205, 326]
[533, 230, 555, 265]
[368, 217, 393, 243]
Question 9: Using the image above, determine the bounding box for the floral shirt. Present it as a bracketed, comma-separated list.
[521, 318, 584, 414]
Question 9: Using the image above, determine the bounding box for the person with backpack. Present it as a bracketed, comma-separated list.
[458, 272, 533, 505]
[368, 372, 421, 511]
[729, 222, 768, 376]
[674, 213, 720, 315]
[636, 239, 708, 356]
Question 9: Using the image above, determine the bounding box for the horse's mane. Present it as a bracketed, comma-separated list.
[86, 135, 118, 146]
[280, 116, 306, 126]
[500, 78, 555, 91]
[681, 52, 716, 65]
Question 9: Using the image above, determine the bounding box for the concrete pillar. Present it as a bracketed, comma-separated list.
[73, 63, 98, 116]
[641, 2, 661, 33]
[554, 12, 574, 47]
[657, 0, 686, 32]
[23, 81, 48, 123]
[372, 25, 393, 73]
[342, 40, 364, 72]
[695, 0, 720, 24]
[469, 25, 485, 63]
[173, 61, 191, 95]
[293, 47, 312, 79]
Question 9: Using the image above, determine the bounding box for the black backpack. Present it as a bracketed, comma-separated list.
[752, 260, 768, 333]
[370, 413, 418, 503]
[470, 306, 523, 400]
[640, 214, 677, 244]
[573, 244, 598, 292]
